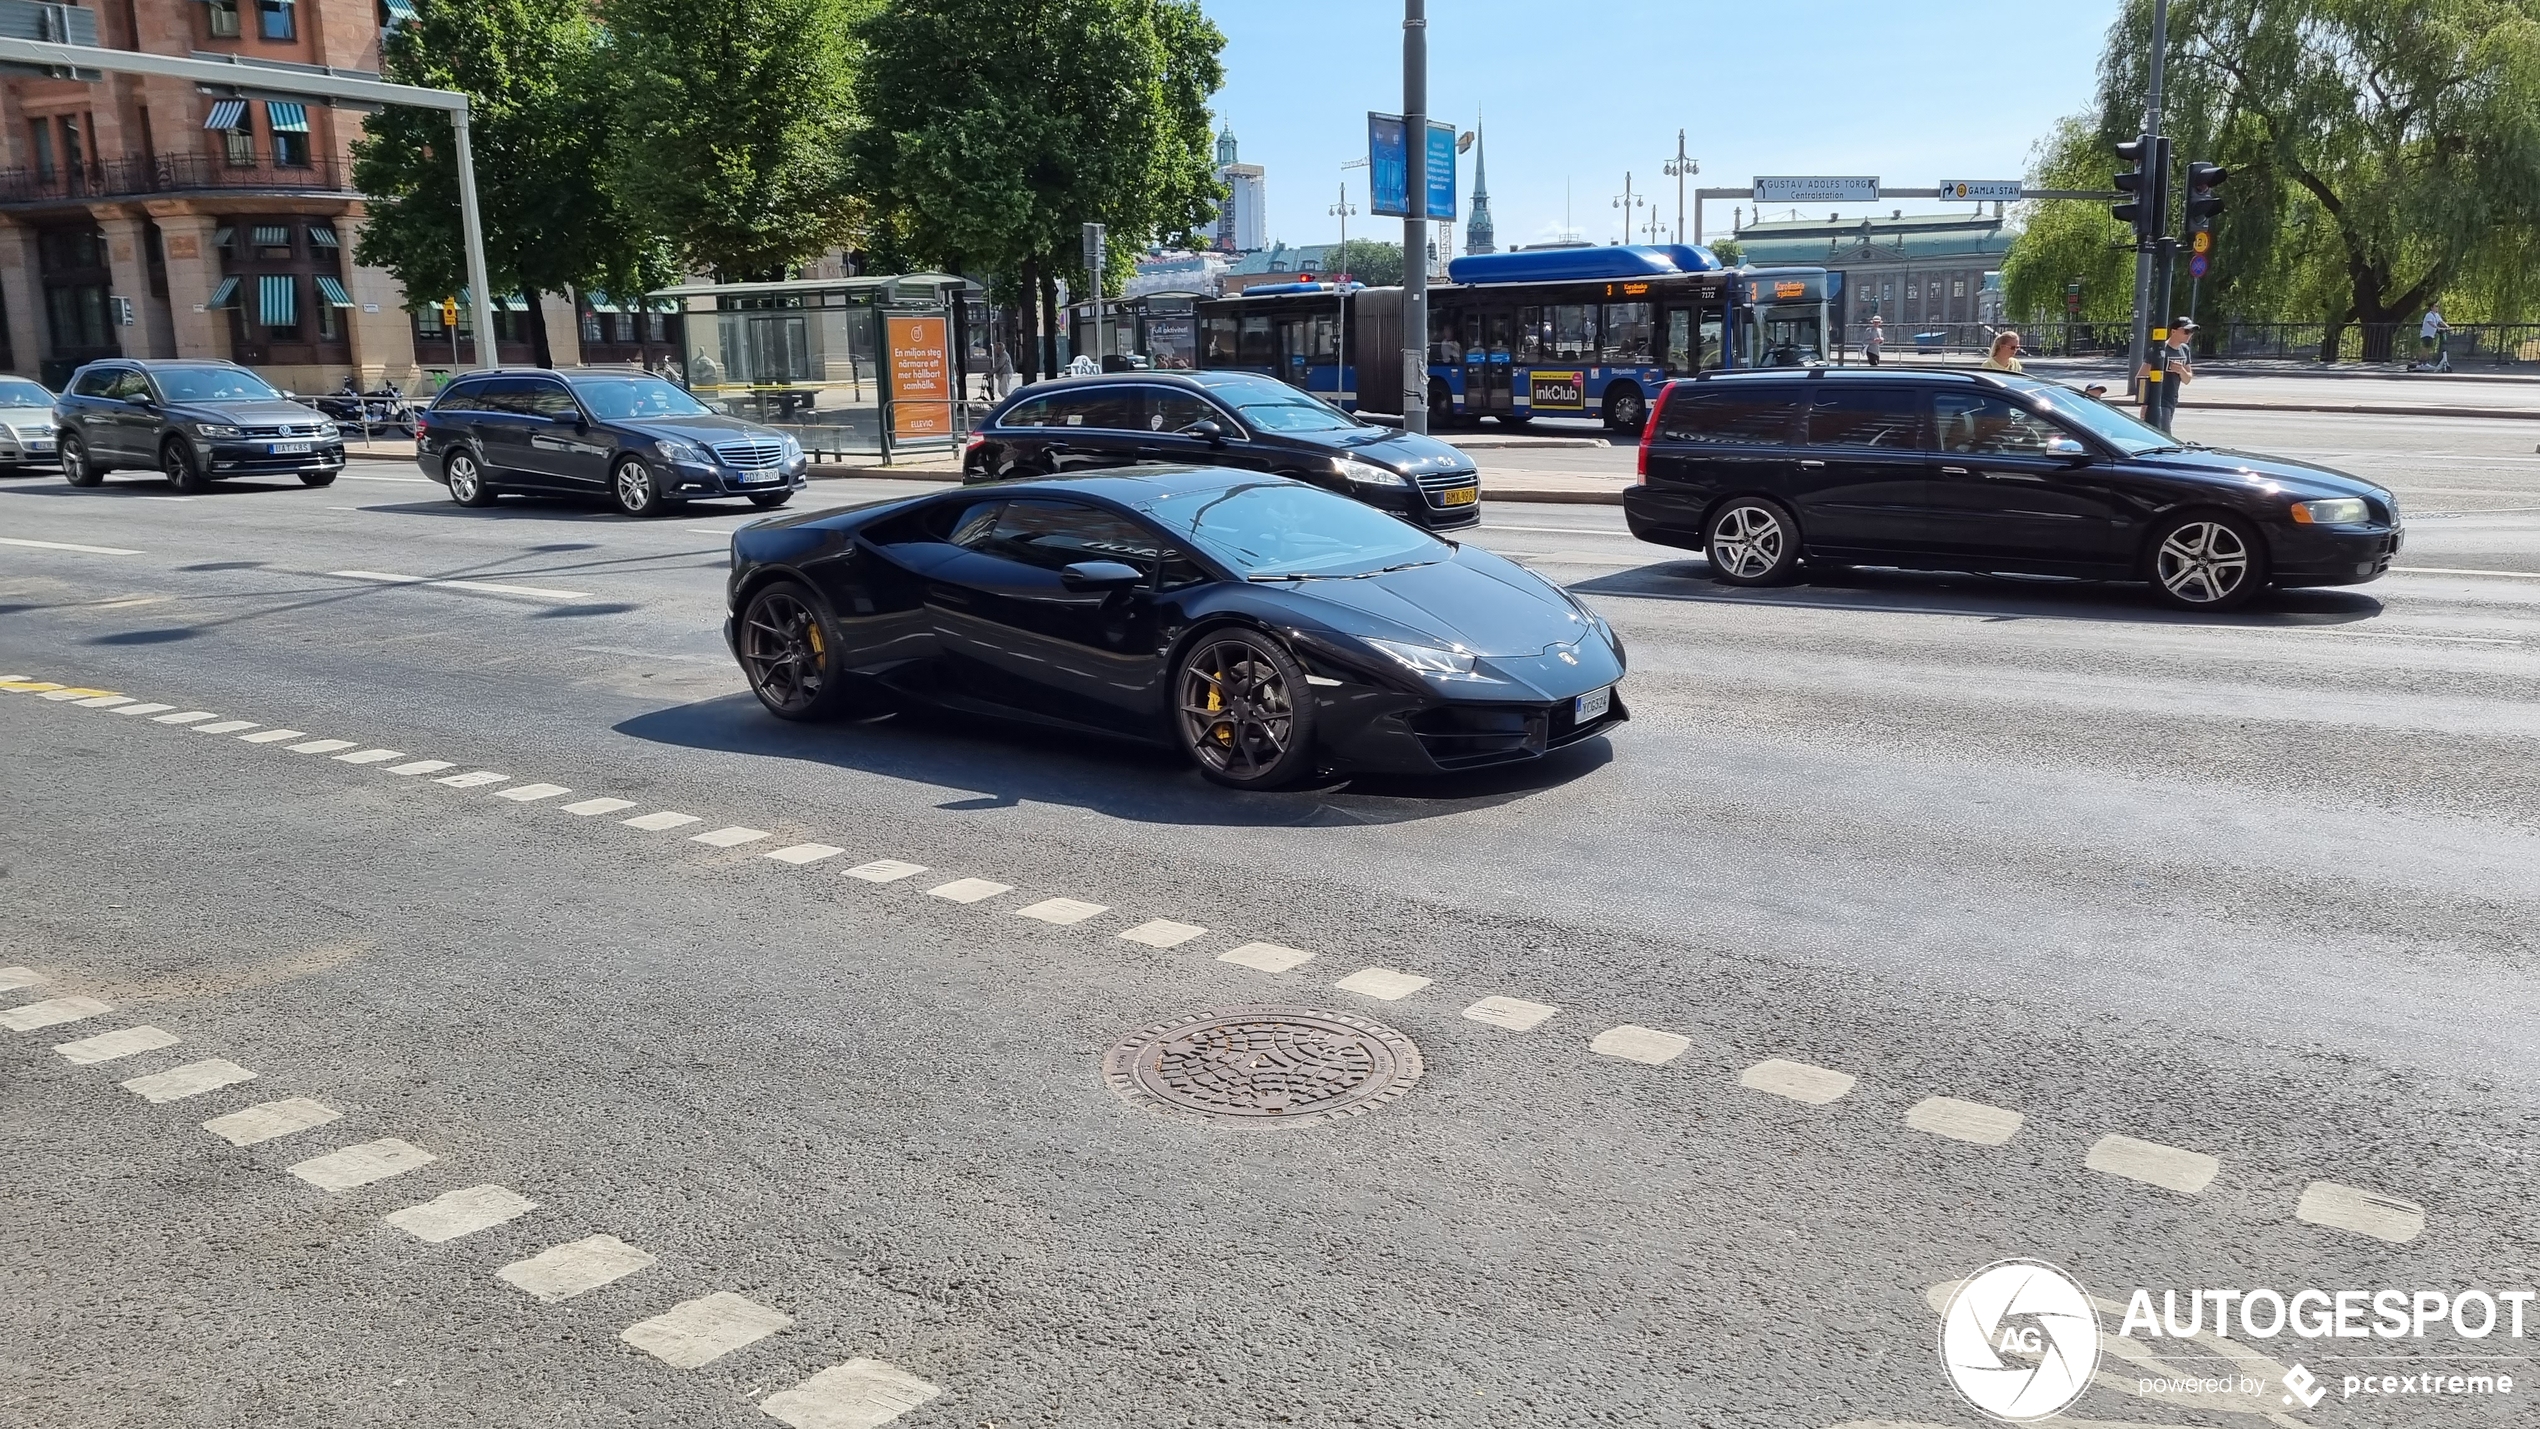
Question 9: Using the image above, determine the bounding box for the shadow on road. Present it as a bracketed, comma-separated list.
[1576, 559, 2387, 627]
[614, 690, 1613, 828]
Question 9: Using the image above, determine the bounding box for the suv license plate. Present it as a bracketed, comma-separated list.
[1574, 686, 1610, 722]
[270, 441, 312, 455]
[1440, 486, 1478, 506]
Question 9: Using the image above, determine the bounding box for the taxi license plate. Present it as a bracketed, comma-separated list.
[1439, 486, 1478, 506]
[270, 441, 312, 455]
[1574, 686, 1611, 722]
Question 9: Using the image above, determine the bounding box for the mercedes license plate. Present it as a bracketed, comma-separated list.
[1574, 686, 1611, 722]
[1440, 486, 1478, 506]
[270, 441, 312, 455]
[739, 468, 780, 484]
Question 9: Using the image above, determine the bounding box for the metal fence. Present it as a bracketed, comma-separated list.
[1848, 319, 2540, 366]
[0, 154, 351, 204]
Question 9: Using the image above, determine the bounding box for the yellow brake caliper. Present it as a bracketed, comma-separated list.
[1207, 667, 1232, 745]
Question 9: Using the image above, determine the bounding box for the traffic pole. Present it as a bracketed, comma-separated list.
[451, 107, 499, 370]
[1401, 0, 1428, 435]
[2127, 0, 2169, 398]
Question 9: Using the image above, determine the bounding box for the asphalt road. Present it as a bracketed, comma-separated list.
[3, 410, 2537, 1427]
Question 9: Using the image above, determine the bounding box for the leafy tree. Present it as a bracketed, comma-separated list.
[1707, 238, 1745, 267]
[609, 0, 870, 281]
[352, 0, 668, 366]
[2084, 0, 2540, 355]
[1326, 239, 1402, 286]
[851, 0, 1226, 379]
[1999, 119, 2140, 327]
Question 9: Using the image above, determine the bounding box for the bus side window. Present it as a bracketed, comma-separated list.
[1237, 315, 1275, 367]
[1602, 302, 1652, 365]
[1202, 315, 1238, 365]
[1665, 311, 1692, 370]
[1514, 307, 1541, 361]
[1699, 319, 1724, 371]
[1428, 307, 1458, 362]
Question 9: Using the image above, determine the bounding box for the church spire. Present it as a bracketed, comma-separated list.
[1464, 111, 1495, 255]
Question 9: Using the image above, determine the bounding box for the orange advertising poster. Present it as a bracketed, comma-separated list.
[886, 314, 952, 439]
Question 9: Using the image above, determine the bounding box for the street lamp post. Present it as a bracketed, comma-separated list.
[1663, 131, 1697, 250]
[1330, 181, 1356, 407]
[1612, 172, 1643, 246]
[1401, 0, 1428, 434]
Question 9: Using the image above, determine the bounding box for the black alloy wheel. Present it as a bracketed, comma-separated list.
[1704, 497, 1802, 586]
[749, 491, 792, 509]
[612, 455, 668, 517]
[2147, 511, 2266, 612]
[738, 580, 871, 720]
[444, 449, 496, 507]
[161, 439, 208, 494]
[1605, 384, 1647, 434]
[60, 434, 101, 487]
[1173, 630, 1316, 790]
[300, 470, 337, 488]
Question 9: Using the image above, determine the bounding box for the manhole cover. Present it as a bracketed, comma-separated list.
[1103, 1007, 1424, 1127]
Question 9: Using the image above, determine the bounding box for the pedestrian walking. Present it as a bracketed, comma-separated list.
[1863, 314, 1884, 367]
[993, 342, 1016, 398]
[1983, 331, 2024, 373]
[2135, 318, 2195, 432]
[2414, 304, 2452, 372]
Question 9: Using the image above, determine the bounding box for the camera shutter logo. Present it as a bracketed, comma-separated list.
[1938, 1260, 2102, 1421]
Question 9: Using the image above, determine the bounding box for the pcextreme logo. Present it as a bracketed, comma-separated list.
[1937, 1260, 2101, 1421]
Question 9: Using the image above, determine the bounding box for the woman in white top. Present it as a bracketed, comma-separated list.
[1864, 315, 1885, 367]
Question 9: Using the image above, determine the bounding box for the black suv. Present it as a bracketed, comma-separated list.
[417, 367, 807, 517]
[962, 370, 1482, 530]
[57, 359, 343, 493]
[1624, 369, 2402, 611]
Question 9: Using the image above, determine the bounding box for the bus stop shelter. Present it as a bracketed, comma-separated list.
[650, 272, 983, 460]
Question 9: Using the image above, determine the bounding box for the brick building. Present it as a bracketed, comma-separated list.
[0, 0, 593, 391]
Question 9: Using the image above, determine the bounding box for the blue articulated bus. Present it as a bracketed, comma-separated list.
[1197, 247, 1834, 432]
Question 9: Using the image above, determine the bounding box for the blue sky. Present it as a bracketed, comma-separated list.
[1197, 0, 2127, 252]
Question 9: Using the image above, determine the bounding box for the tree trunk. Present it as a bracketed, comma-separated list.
[2319, 310, 2347, 364]
[523, 287, 554, 369]
[1018, 258, 1041, 383]
[1039, 265, 1060, 377]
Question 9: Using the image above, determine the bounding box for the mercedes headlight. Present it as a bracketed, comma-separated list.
[780, 433, 804, 461]
[2290, 497, 2369, 525]
[1365, 637, 1476, 678]
[1334, 456, 1409, 488]
[193, 422, 244, 439]
[657, 436, 708, 464]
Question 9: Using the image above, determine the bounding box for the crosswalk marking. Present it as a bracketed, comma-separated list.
[385, 759, 455, 775]
[1015, 896, 1107, 925]
[765, 842, 845, 865]
[334, 749, 405, 765]
[0, 966, 44, 992]
[0, 996, 112, 1031]
[0, 535, 139, 555]
[287, 1137, 437, 1190]
[1905, 1096, 2025, 1146]
[286, 738, 358, 755]
[238, 728, 308, 744]
[1218, 941, 1312, 973]
[561, 797, 637, 816]
[1462, 996, 1557, 1031]
[622, 811, 701, 832]
[153, 711, 219, 725]
[1118, 919, 1205, 948]
[494, 783, 572, 803]
[760, 1360, 942, 1429]
[384, 1184, 538, 1243]
[496, 1235, 657, 1303]
[844, 859, 926, 883]
[2295, 1181, 2424, 1244]
[1589, 1025, 1691, 1066]
[1334, 967, 1431, 1002]
[110, 702, 176, 716]
[54, 1025, 179, 1065]
[1738, 1058, 1857, 1106]
[2085, 1134, 2219, 1195]
[434, 770, 510, 789]
[123, 1058, 257, 1103]
[620, 1291, 793, 1369]
[71, 695, 135, 708]
[204, 1097, 342, 1148]
[927, 877, 1010, 904]
[192, 720, 259, 735]
[690, 826, 772, 848]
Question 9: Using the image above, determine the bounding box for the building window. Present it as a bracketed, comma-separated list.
[266, 103, 310, 167]
[259, 0, 295, 41]
[1905, 284, 1918, 301]
[208, 0, 240, 37]
[580, 308, 602, 343]
[27, 119, 53, 182]
[223, 112, 255, 168]
[1952, 279, 1966, 298]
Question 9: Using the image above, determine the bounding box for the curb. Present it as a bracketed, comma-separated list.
[2185, 400, 2540, 421]
[1486, 489, 1627, 506]
[807, 466, 960, 483]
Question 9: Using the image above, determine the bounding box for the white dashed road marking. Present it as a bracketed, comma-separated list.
[623, 811, 702, 832]
[620, 1291, 794, 1369]
[765, 843, 845, 866]
[0, 535, 141, 555]
[204, 1097, 343, 1148]
[123, 1058, 257, 1103]
[239, 728, 308, 744]
[1335, 967, 1432, 1001]
[760, 1359, 943, 1429]
[2296, 1181, 2425, 1244]
[1590, 1025, 1691, 1066]
[691, 826, 772, 848]
[497, 1235, 658, 1303]
[1, 996, 112, 1031]
[288, 1138, 438, 1190]
[110, 702, 175, 716]
[328, 569, 592, 601]
[386, 759, 455, 775]
[1905, 1097, 2025, 1146]
[1462, 996, 1557, 1032]
[384, 1184, 538, 1243]
[287, 738, 359, 755]
[1016, 897, 1107, 925]
[153, 710, 218, 725]
[54, 1025, 180, 1064]
[334, 748, 405, 764]
[494, 783, 573, 803]
[562, 797, 638, 816]
[72, 695, 135, 708]
[845, 859, 926, 883]
[0, 966, 44, 992]
[1118, 919, 1206, 949]
[2086, 1134, 2221, 1196]
[1218, 941, 1313, 974]
[928, 877, 1010, 904]
[1739, 1058, 1857, 1106]
[434, 770, 510, 789]
[192, 720, 259, 735]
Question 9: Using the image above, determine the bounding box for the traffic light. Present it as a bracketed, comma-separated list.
[2184, 162, 2228, 225]
[2112, 136, 2153, 239]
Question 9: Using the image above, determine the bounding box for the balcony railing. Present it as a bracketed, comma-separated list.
[0, 154, 352, 205]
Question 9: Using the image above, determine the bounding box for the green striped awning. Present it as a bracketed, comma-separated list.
[258, 274, 296, 327]
[210, 225, 234, 249]
[251, 225, 290, 247]
[265, 102, 309, 134]
[206, 276, 241, 309]
[313, 275, 352, 307]
[307, 224, 339, 249]
[383, 0, 418, 19]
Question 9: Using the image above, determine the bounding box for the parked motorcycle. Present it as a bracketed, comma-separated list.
[309, 383, 418, 440]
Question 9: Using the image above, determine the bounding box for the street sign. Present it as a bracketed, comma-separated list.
[2191, 230, 2211, 255]
[2188, 253, 2210, 279]
[1752, 175, 1878, 205]
[1938, 180, 2023, 201]
[1081, 222, 1106, 276]
[441, 297, 458, 326]
[1368, 113, 1456, 220]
